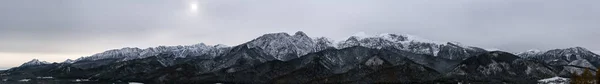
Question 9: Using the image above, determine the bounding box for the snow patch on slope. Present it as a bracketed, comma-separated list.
[484, 48, 501, 51]
[538, 76, 568, 84]
[20, 59, 51, 67]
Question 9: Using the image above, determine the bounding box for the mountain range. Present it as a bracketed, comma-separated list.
[1, 31, 597, 83]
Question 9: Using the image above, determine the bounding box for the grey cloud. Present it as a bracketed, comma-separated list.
[0, 0, 599, 55]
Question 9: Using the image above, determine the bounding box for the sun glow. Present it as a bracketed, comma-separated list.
[189, 2, 199, 13]
[187, 0, 200, 16]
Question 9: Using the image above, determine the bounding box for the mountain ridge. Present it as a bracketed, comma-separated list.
[1, 31, 597, 83]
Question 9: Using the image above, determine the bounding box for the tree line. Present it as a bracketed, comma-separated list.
[570, 68, 600, 84]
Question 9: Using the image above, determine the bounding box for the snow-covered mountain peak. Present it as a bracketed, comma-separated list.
[191, 43, 207, 46]
[313, 37, 334, 42]
[294, 31, 308, 37]
[332, 32, 485, 59]
[526, 49, 543, 53]
[246, 31, 317, 61]
[545, 47, 598, 57]
[565, 47, 590, 52]
[62, 59, 75, 64]
[340, 32, 442, 45]
[20, 59, 51, 67]
[400, 34, 445, 44]
[260, 32, 292, 38]
[214, 44, 229, 48]
[350, 32, 369, 39]
[526, 49, 542, 53]
[249, 32, 313, 43]
[250, 32, 314, 43]
[446, 42, 471, 48]
[517, 49, 545, 57]
[375, 33, 408, 42]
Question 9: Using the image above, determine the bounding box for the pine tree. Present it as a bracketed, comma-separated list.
[573, 72, 580, 84]
[582, 69, 594, 84]
[596, 68, 600, 84]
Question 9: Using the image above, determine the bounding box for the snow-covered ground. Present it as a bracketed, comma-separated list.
[538, 76, 568, 84]
[18, 79, 30, 82]
[129, 82, 144, 84]
[73, 79, 90, 82]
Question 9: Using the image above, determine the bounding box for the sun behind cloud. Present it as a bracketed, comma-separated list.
[187, 0, 200, 17]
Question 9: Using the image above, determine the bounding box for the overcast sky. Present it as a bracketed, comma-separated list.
[1, 0, 599, 70]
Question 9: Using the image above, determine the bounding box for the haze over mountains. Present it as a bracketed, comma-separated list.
[1, 31, 598, 83]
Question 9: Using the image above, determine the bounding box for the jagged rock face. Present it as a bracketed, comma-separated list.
[313, 37, 335, 51]
[445, 51, 556, 83]
[245, 31, 318, 61]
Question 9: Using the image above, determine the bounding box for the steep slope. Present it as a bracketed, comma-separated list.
[244, 31, 319, 61]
